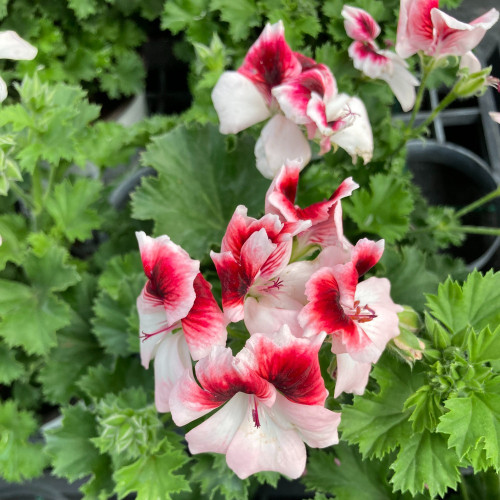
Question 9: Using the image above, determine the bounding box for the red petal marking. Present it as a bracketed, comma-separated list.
[294, 51, 317, 70]
[211, 251, 248, 322]
[251, 398, 261, 428]
[350, 41, 390, 66]
[238, 21, 301, 103]
[136, 232, 199, 327]
[342, 6, 381, 42]
[351, 238, 384, 276]
[181, 274, 227, 361]
[272, 65, 337, 122]
[220, 205, 253, 256]
[300, 267, 356, 337]
[240, 229, 277, 282]
[408, 0, 438, 45]
[265, 162, 301, 219]
[196, 347, 274, 404]
[245, 331, 328, 406]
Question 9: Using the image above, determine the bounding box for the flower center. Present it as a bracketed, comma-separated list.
[348, 300, 377, 323]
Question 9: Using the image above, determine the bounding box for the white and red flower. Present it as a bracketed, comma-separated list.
[136, 232, 227, 411]
[342, 5, 419, 112]
[170, 326, 340, 479]
[265, 161, 359, 256]
[211, 21, 311, 178]
[272, 60, 374, 163]
[211, 206, 309, 324]
[396, 0, 499, 60]
[299, 251, 401, 362]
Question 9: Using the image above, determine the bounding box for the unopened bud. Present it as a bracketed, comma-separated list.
[454, 66, 492, 98]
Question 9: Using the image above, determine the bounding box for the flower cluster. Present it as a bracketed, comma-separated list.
[136, 160, 403, 478]
[212, 21, 373, 178]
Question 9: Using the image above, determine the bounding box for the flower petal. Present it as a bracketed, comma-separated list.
[181, 274, 227, 360]
[430, 8, 499, 57]
[0, 31, 37, 60]
[154, 332, 192, 413]
[351, 238, 384, 276]
[212, 71, 271, 134]
[239, 325, 328, 405]
[255, 114, 311, 179]
[274, 393, 341, 448]
[272, 64, 337, 123]
[342, 5, 381, 42]
[225, 395, 307, 479]
[136, 231, 199, 327]
[238, 21, 301, 103]
[334, 353, 372, 397]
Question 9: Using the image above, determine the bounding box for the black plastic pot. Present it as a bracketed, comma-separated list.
[406, 140, 500, 269]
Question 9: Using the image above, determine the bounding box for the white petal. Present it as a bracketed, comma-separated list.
[154, 332, 192, 413]
[255, 114, 311, 179]
[334, 353, 372, 397]
[226, 395, 307, 479]
[460, 51, 482, 73]
[274, 393, 340, 448]
[0, 76, 7, 102]
[185, 392, 249, 455]
[212, 71, 270, 134]
[0, 31, 37, 60]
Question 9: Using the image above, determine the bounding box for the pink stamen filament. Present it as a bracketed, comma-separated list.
[348, 300, 377, 323]
[251, 399, 261, 428]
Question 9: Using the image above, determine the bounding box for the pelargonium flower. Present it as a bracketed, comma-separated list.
[396, 0, 499, 60]
[0, 31, 37, 102]
[169, 325, 340, 479]
[211, 205, 310, 324]
[265, 160, 359, 257]
[272, 60, 374, 163]
[298, 246, 402, 395]
[342, 5, 419, 112]
[136, 232, 227, 411]
[211, 21, 311, 178]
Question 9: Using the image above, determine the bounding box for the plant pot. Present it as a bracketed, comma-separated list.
[406, 140, 500, 270]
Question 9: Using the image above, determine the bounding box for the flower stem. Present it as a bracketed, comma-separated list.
[407, 55, 436, 130]
[412, 87, 458, 137]
[458, 226, 500, 236]
[456, 186, 500, 218]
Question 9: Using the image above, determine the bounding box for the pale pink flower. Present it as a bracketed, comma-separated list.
[490, 111, 500, 124]
[342, 6, 419, 112]
[299, 260, 402, 364]
[0, 31, 37, 101]
[211, 206, 309, 324]
[396, 0, 499, 60]
[136, 232, 227, 411]
[169, 326, 340, 479]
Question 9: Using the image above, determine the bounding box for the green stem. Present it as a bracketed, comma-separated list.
[10, 182, 34, 210]
[411, 88, 458, 138]
[407, 55, 435, 130]
[458, 226, 500, 236]
[459, 476, 471, 500]
[456, 186, 500, 218]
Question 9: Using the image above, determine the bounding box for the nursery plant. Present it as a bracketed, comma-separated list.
[0, 0, 500, 499]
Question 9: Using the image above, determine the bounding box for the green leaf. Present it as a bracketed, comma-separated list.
[0, 401, 47, 482]
[0, 343, 24, 384]
[46, 178, 103, 242]
[93, 388, 160, 461]
[403, 384, 445, 432]
[340, 354, 424, 459]
[426, 270, 500, 334]
[190, 453, 250, 500]
[0, 214, 28, 271]
[132, 124, 270, 260]
[161, 0, 210, 33]
[345, 173, 414, 243]
[390, 430, 460, 498]
[437, 382, 500, 471]
[210, 0, 260, 41]
[24, 243, 81, 293]
[303, 444, 394, 499]
[68, 0, 98, 19]
[380, 246, 440, 311]
[0, 279, 72, 355]
[98, 252, 142, 300]
[113, 438, 191, 500]
[468, 325, 500, 364]
[45, 404, 101, 481]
